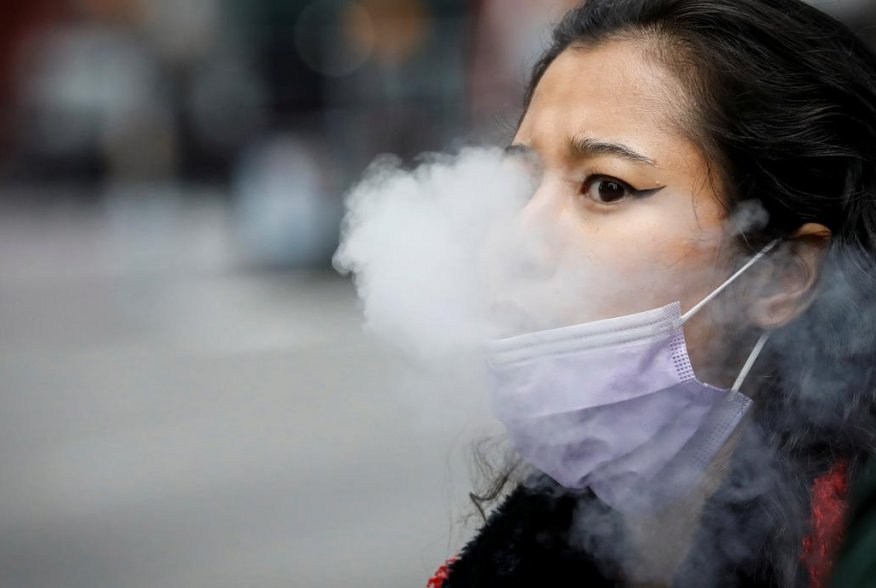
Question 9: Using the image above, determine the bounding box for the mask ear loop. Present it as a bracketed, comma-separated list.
[675, 238, 781, 393]
[678, 238, 781, 326]
[730, 331, 769, 393]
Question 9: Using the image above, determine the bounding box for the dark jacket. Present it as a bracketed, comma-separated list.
[430, 451, 850, 587]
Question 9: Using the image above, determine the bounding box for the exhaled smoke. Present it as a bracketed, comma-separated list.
[729, 199, 770, 236]
[333, 146, 537, 361]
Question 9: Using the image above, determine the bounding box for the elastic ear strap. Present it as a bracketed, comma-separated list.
[680, 239, 781, 325]
[731, 332, 770, 393]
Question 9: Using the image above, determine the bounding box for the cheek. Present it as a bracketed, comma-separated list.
[484, 186, 728, 333]
[565, 200, 725, 310]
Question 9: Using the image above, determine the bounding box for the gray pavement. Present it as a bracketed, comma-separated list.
[0, 194, 485, 588]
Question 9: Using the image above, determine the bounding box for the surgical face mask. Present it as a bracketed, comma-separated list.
[485, 240, 779, 513]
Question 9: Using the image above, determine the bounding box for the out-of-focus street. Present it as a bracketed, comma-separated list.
[0, 193, 480, 588]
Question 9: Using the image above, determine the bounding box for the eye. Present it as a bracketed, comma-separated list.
[580, 175, 664, 204]
[581, 175, 635, 204]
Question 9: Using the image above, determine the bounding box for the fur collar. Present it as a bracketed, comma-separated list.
[441, 479, 620, 587]
[439, 472, 789, 588]
[435, 421, 855, 587]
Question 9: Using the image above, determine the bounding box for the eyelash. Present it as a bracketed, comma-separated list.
[580, 174, 663, 204]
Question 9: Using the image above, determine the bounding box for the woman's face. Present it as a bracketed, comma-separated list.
[503, 39, 745, 385]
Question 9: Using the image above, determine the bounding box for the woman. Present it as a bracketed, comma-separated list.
[428, 0, 876, 586]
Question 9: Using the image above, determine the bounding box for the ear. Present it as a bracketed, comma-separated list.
[750, 223, 832, 329]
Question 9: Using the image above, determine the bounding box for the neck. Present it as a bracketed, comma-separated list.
[622, 413, 749, 585]
[692, 326, 764, 391]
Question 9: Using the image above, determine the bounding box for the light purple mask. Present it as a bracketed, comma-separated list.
[486, 241, 778, 513]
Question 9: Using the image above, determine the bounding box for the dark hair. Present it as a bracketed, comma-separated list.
[469, 0, 876, 583]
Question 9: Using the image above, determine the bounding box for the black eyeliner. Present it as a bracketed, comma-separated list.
[633, 186, 666, 198]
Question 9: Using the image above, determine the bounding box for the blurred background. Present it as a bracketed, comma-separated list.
[0, 1, 873, 587]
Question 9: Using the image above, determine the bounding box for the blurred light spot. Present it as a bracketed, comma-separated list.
[294, 0, 375, 77]
[233, 135, 340, 267]
[19, 27, 163, 157]
[357, 0, 429, 65]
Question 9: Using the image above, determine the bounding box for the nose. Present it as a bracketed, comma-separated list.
[511, 178, 567, 279]
[518, 177, 565, 231]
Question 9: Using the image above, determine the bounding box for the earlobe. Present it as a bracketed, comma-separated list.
[750, 223, 832, 328]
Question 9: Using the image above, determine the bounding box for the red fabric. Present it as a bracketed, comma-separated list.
[801, 461, 850, 588]
[426, 556, 457, 588]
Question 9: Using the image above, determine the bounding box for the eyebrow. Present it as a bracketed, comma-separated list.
[505, 136, 658, 167]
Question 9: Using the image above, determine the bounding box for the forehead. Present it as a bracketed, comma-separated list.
[515, 39, 690, 156]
